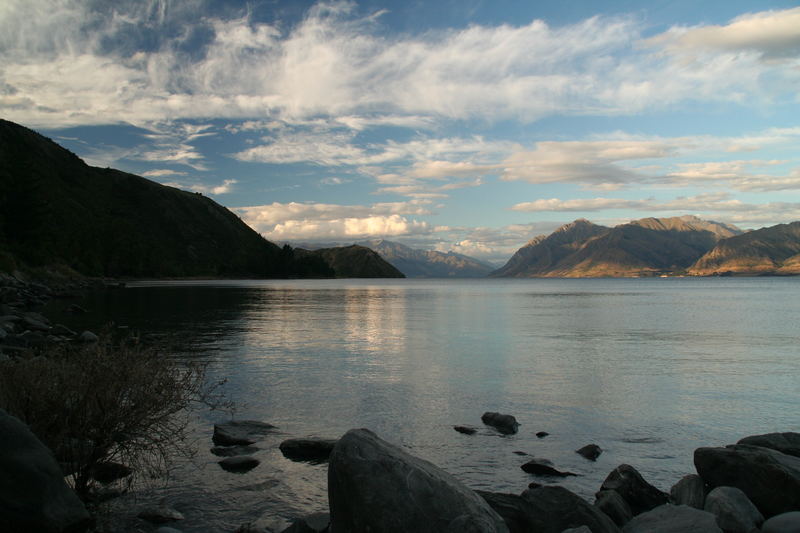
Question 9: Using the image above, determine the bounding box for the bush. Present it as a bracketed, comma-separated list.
[0, 336, 223, 499]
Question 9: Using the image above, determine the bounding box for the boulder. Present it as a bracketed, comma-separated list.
[481, 412, 520, 435]
[762, 512, 800, 533]
[577, 444, 603, 461]
[279, 438, 337, 462]
[599, 464, 668, 515]
[737, 433, 800, 458]
[78, 330, 98, 343]
[280, 512, 330, 533]
[670, 474, 706, 509]
[522, 486, 621, 533]
[704, 486, 763, 533]
[479, 488, 620, 533]
[622, 504, 722, 533]
[328, 428, 509, 532]
[219, 455, 260, 473]
[210, 445, 259, 457]
[138, 503, 185, 524]
[454, 425, 478, 435]
[595, 489, 633, 527]
[521, 458, 576, 477]
[694, 445, 800, 518]
[0, 408, 90, 533]
[213, 420, 277, 445]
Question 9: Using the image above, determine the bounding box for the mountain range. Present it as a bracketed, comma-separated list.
[492, 216, 800, 277]
[0, 119, 400, 279]
[361, 240, 495, 278]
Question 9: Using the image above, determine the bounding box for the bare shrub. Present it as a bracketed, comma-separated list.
[0, 336, 223, 499]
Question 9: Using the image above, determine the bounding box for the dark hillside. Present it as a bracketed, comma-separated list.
[0, 119, 327, 278]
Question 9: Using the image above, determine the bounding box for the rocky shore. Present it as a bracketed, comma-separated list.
[0, 271, 101, 359]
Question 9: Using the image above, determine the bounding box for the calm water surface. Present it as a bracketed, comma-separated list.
[50, 278, 800, 532]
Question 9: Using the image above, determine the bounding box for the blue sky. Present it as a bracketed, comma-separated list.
[2, 0, 800, 263]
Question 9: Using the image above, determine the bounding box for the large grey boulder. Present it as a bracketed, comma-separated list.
[212, 420, 277, 446]
[762, 512, 800, 533]
[595, 489, 633, 527]
[328, 428, 509, 532]
[694, 445, 800, 518]
[599, 464, 668, 515]
[670, 474, 706, 509]
[481, 412, 520, 435]
[737, 433, 800, 458]
[704, 486, 763, 533]
[622, 504, 722, 533]
[0, 409, 90, 533]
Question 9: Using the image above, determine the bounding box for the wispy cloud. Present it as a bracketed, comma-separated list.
[162, 178, 238, 195]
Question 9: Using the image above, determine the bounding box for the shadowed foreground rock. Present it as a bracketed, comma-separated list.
[622, 504, 721, 533]
[669, 474, 706, 509]
[704, 486, 763, 533]
[595, 489, 633, 527]
[327, 428, 509, 532]
[0, 409, 90, 533]
[694, 445, 800, 518]
[599, 464, 668, 516]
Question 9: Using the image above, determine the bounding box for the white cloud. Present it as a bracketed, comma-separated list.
[512, 197, 646, 212]
[647, 7, 800, 59]
[162, 178, 237, 195]
[3, 2, 798, 129]
[141, 169, 188, 178]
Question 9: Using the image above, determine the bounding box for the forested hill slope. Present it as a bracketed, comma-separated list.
[0, 119, 331, 278]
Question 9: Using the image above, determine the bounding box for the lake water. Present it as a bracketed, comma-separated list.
[49, 277, 800, 532]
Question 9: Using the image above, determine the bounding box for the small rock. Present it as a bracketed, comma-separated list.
[0, 326, 6, 339]
[521, 458, 576, 477]
[670, 474, 706, 509]
[210, 445, 259, 457]
[595, 489, 633, 527]
[213, 420, 277, 445]
[762, 511, 800, 533]
[279, 438, 337, 462]
[577, 444, 603, 461]
[0, 353, 10, 362]
[219, 455, 260, 472]
[51, 324, 77, 337]
[562, 527, 593, 533]
[22, 316, 50, 332]
[236, 514, 292, 533]
[79, 330, 99, 343]
[513, 451, 528, 456]
[600, 464, 668, 516]
[138, 504, 184, 524]
[67, 304, 87, 314]
[704, 486, 764, 533]
[536, 432, 550, 438]
[156, 528, 184, 533]
[454, 425, 477, 435]
[528, 482, 542, 489]
[481, 412, 520, 435]
[280, 512, 330, 533]
[622, 504, 721, 532]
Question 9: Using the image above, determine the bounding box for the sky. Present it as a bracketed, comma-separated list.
[2, 0, 800, 264]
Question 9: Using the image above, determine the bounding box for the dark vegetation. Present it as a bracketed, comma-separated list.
[296, 245, 404, 278]
[0, 335, 220, 500]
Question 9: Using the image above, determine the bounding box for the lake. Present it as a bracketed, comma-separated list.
[48, 277, 800, 532]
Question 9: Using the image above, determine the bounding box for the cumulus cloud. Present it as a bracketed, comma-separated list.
[233, 200, 434, 240]
[141, 169, 188, 177]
